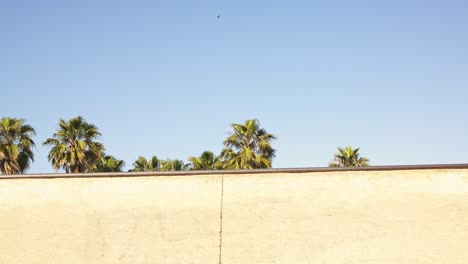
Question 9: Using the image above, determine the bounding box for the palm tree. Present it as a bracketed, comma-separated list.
[0, 117, 36, 174]
[43, 116, 104, 173]
[221, 119, 276, 169]
[94, 154, 125, 172]
[188, 151, 221, 170]
[160, 159, 189, 171]
[129, 156, 160, 172]
[329, 146, 369, 167]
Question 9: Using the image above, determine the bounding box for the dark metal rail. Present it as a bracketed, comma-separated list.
[0, 163, 467, 180]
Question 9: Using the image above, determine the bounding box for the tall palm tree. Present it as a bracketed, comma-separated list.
[188, 151, 221, 170]
[221, 119, 276, 169]
[0, 117, 36, 174]
[94, 154, 125, 172]
[43, 116, 104, 173]
[129, 156, 160, 172]
[329, 146, 369, 167]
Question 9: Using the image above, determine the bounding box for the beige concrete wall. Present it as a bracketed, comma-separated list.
[0, 175, 222, 264]
[1, 168, 468, 263]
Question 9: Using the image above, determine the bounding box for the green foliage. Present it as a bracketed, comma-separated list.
[0, 117, 36, 174]
[329, 146, 369, 167]
[94, 154, 125, 172]
[1, 116, 378, 174]
[129, 156, 160, 172]
[221, 119, 276, 169]
[43, 116, 104, 173]
[129, 156, 189, 172]
[188, 151, 222, 170]
[160, 159, 189, 171]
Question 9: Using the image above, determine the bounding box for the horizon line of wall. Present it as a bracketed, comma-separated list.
[2, 163, 468, 179]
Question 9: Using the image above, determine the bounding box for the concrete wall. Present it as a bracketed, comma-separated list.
[0, 167, 468, 263]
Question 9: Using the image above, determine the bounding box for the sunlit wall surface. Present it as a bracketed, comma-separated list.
[0, 166, 467, 263]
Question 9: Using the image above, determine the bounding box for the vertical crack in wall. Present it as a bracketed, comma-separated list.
[218, 175, 224, 264]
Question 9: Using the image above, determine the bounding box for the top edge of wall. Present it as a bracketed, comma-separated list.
[1, 164, 468, 180]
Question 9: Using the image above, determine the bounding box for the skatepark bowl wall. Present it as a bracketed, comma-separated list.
[1, 164, 468, 264]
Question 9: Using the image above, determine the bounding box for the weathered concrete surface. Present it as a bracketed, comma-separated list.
[222, 169, 468, 264]
[0, 175, 221, 264]
[1, 168, 468, 263]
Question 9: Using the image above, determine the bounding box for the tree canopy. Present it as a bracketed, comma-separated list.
[221, 119, 276, 169]
[329, 146, 369, 167]
[188, 151, 221, 170]
[1, 116, 380, 174]
[94, 154, 125, 172]
[129, 156, 160, 172]
[43, 116, 104, 173]
[0, 117, 36, 174]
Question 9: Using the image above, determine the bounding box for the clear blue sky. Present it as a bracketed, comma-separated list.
[1, 0, 467, 173]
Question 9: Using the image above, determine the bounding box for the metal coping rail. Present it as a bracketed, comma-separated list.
[0, 163, 468, 180]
